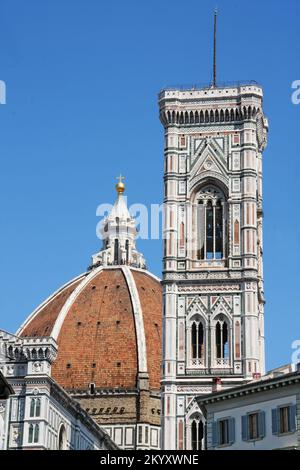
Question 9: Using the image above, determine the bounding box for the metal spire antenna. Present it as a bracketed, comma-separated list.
[212, 8, 217, 88]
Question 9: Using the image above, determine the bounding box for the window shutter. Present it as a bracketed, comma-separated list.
[289, 405, 297, 432]
[241, 415, 248, 441]
[228, 417, 235, 444]
[272, 408, 278, 435]
[212, 421, 218, 447]
[258, 411, 266, 438]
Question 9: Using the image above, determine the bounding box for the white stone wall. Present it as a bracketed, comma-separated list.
[103, 423, 160, 450]
[0, 330, 115, 450]
[0, 398, 10, 450]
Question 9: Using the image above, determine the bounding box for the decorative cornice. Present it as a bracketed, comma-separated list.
[69, 388, 138, 397]
[177, 284, 240, 293]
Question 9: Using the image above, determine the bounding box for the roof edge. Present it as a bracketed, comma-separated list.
[51, 266, 104, 341]
[16, 272, 87, 336]
[197, 371, 300, 406]
[129, 266, 161, 284]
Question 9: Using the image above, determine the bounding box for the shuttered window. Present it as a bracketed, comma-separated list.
[242, 411, 265, 441]
[249, 413, 259, 440]
[219, 419, 229, 445]
[212, 418, 235, 447]
[280, 407, 290, 434]
[272, 405, 297, 435]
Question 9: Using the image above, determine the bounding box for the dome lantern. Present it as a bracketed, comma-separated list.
[91, 176, 146, 269]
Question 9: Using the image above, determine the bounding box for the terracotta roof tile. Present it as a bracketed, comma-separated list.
[19, 268, 162, 391]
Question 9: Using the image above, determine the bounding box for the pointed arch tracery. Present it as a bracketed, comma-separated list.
[195, 184, 227, 262]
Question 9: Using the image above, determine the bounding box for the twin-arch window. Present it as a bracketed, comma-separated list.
[28, 398, 41, 444]
[197, 186, 226, 260]
[190, 317, 229, 364]
[28, 423, 39, 443]
[30, 398, 41, 417]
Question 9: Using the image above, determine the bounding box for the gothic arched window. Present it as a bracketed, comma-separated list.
[191, 417, 204, 450]
[30, 398, 41, 418]
[197, 186, 226, 261]
[34, 423, 39, 443]
[28, 423, 39, 444]
[191, 321, 204, 360]
[216, 319, 229, 360]
[36, 398, 41, 417]
[28, 424, 33, 443]
[30, 398, 35, 417]
[58, 424, 67, 450]
[188, 315, 206, 368]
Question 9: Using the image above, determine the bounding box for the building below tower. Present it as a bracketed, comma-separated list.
[196, 365, 300, 450]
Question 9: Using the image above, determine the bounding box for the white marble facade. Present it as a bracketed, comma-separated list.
[159, 84, 268, 449]
[0, 330, 116, 450]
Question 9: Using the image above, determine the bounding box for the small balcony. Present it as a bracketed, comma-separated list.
[213, 358, 230, 368]
[188, 358, 205, 368]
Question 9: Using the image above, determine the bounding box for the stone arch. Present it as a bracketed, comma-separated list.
[58, 423, 67, 450]
[185, 405, 205, 451]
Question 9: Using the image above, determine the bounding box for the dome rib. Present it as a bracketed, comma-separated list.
[17, 273, 86, 337]
[122, 266, 147, 375]
[18, 266, 162, 391]
[132, 269, 162, 390]
[51, 266, 104, 341]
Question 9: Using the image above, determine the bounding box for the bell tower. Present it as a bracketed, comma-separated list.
[159, 13, 268, 450]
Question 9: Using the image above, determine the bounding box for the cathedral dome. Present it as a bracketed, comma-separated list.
[17, 265, 162, 391]
[17, 179, 162, 393]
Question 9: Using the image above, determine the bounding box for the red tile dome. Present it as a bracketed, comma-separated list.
[18, 266, 162, 391]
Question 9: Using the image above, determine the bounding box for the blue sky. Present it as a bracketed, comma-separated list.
[0, 0, 299, 371]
